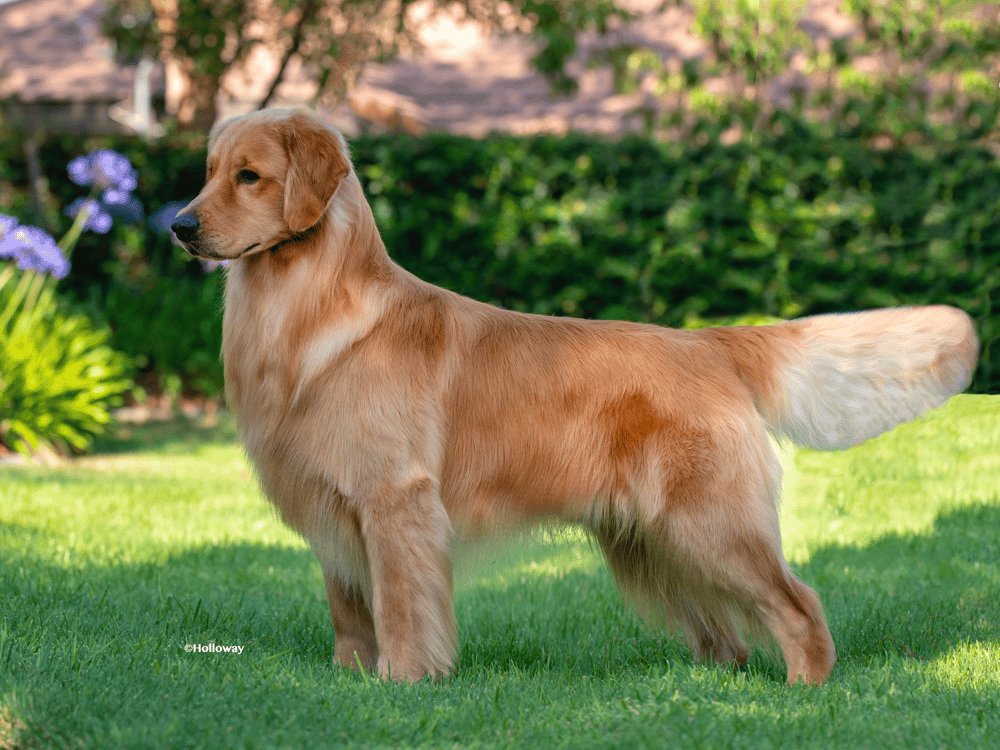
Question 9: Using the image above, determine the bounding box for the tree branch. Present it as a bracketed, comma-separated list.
[260, 0, 321, 109]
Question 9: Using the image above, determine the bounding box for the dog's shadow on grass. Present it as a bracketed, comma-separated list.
[2, 502, 997, 683]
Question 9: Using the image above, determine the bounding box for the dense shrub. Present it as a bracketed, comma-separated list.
[100, 272, 225, 396]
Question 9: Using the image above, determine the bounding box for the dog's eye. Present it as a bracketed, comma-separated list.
[237, 169, 260, 185]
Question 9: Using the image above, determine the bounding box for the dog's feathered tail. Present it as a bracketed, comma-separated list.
[708, 305, 979, 450]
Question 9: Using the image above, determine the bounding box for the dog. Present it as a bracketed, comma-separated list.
[171, 108, 979, 684]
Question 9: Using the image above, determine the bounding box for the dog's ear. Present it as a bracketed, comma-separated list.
[281, 112, 351, 233]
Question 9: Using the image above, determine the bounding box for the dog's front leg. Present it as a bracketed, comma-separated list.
[360, 476, 458, 681]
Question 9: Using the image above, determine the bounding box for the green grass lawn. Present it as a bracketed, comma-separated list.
[2, 395, 998, 749]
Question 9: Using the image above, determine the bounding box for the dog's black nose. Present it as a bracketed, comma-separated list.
[170, 213, 199, 243]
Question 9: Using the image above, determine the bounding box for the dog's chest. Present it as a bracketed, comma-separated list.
[221, 269, 395, 498]
[220, 285, 294, 424]
[223, 265, 381, 403]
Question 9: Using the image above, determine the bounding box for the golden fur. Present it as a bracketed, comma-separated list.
[173, 108, 980, 684]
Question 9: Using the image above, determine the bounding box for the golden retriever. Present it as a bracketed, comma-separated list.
[171, 108, 979, 684]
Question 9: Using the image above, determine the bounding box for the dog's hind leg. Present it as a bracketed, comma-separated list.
[692, 537, 835, 685]
[323, 573, 379, 671]
[360, 476, 458, 682]
[593, 520, 750, 667]
[613, 418, 836, 684]
[655, 461, 836, 685]
[678, 593, 752, 667]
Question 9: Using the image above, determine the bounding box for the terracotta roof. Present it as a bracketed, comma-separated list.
[0, 0, 162, 102]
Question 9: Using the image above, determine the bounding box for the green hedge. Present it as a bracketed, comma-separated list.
[1, 108, 997, 395]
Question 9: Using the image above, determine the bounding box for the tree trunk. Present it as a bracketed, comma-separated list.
[154, 0, 218, 130]
[165, 57, 219, 130]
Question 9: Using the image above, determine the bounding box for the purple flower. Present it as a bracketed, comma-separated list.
[102, 188, 131, 205]
[107, 194, 144, 224]
[65, 198, 114, 234]
[64, 150, 145, 235]
[67, 156, 92, 186]
[91, 211, 114, 234]
[150, 201, 190, 245]
[93, 150, 138, 192]
[65, 197, 96, 218]
[0, 224, 70, 279]
[0, 213, 17, 235]
[66, 149, 138, 193]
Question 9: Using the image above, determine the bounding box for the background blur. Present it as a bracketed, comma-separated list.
[1, 0, 998, 457]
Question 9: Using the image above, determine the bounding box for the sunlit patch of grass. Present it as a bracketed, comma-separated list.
[781, 394, 1000, 560]
[2, 395, 998, 748]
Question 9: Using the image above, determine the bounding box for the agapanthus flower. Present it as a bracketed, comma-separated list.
[102, 188, 131, 205]
[64, 149, 145, 234]
[0, 221, 70, 279]
[67, 149, 138, 193]
[65, 197, 114, 234]
[0, 213, 17, 236]
[149, 201, 189, 244]
[106, 193, 145, 224]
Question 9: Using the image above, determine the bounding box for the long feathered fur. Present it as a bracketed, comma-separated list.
[173, 108, 980, 684]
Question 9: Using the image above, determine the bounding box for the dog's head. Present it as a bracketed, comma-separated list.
[171, 108, 351, 261]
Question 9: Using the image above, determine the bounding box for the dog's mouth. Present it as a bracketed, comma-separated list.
[180, 227, 310, 261]
[182, 242, 261, 261]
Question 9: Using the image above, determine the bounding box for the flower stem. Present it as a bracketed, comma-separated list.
[58, 192, 97, 260]
[0, 269, 36, 332]
[0, 265, 15, 291]
[22, 270, 51, 318]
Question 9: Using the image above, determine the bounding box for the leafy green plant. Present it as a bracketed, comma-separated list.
[693, 0, 809, 84]
[0, 270, 131, 454]
[101, 272, 225, 397]
[518, 0, 632, 95]
[0, 149, 138, 456]
[845, 0, 939, 59]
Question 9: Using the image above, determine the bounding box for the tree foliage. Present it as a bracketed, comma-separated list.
[102, 0, 628, 127]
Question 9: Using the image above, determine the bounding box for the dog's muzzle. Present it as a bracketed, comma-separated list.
[170, 213, 200, 245]
[171, 213, 223, 258]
